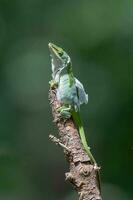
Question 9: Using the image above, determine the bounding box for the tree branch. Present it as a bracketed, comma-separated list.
[49, 88, 102, 200]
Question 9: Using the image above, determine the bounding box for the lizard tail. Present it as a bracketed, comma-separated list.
[72, 110, 102, 193]
[71, 110, 96, 164]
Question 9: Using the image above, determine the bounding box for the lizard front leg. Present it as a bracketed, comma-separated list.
[57, 105, 72, 119]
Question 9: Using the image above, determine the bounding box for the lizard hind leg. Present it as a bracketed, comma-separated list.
[57, 105, 72, 119]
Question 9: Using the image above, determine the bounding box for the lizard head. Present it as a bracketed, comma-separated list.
[48, 43, 71, 79]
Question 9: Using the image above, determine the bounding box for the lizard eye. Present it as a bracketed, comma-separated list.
[58, 51, 63, 56]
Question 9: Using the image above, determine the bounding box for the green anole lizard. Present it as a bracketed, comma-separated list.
[48, 43, 101, 191]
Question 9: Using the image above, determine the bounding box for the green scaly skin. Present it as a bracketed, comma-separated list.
[48, 42, 96, 163]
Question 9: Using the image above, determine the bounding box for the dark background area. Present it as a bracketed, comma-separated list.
[0, 0, 133, 199]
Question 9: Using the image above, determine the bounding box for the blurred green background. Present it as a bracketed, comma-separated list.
[0, 0, 133, 199]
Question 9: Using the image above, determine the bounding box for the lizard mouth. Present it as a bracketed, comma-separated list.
[48, 43, 63, 59]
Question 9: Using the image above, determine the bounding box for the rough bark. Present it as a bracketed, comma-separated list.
[49, 88, 102, 200]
